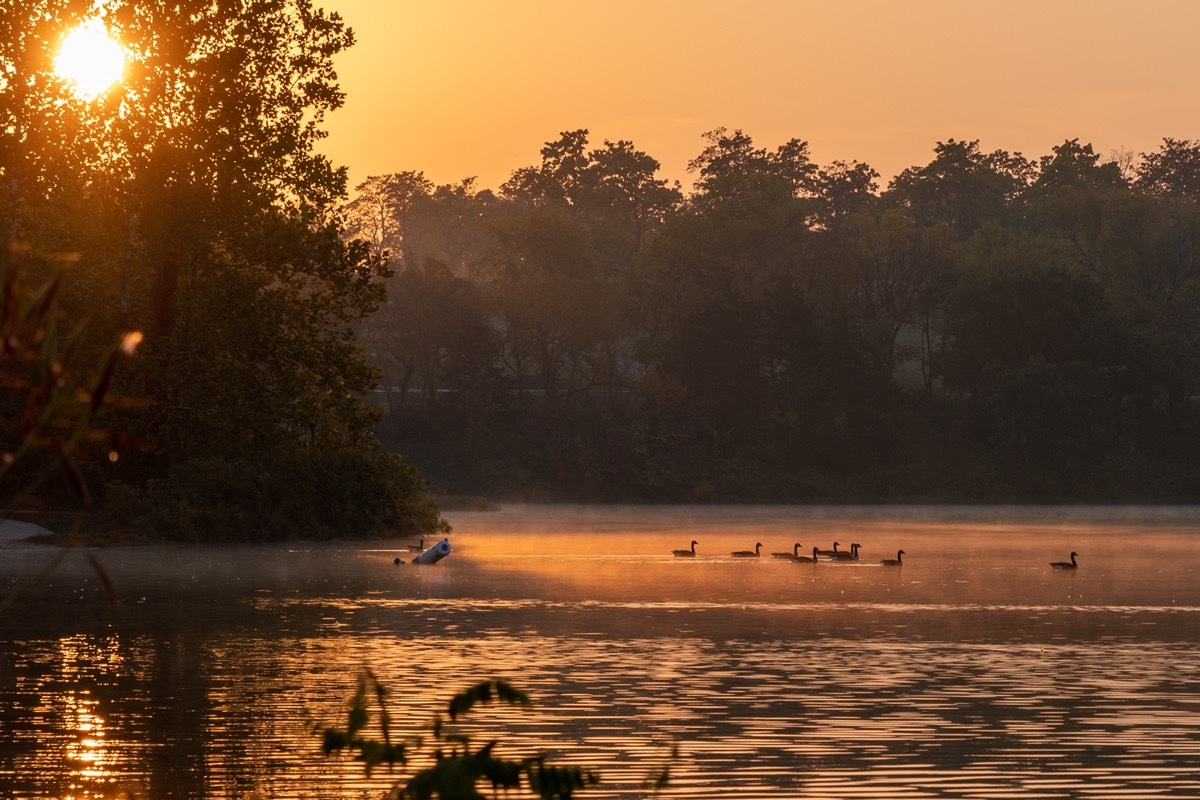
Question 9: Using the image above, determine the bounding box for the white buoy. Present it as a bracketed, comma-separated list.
[413, 538, 452, 565]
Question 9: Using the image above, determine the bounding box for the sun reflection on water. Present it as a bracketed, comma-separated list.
[17, 634, 147, 799]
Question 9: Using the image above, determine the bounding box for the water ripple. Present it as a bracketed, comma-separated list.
[5, 508, 1200, 798]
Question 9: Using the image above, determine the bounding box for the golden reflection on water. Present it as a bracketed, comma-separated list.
[3, 505, 1200, 798]
[20, 635, 140, 799]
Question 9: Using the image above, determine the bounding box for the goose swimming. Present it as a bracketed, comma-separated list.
[673, 540, 699, 557]
[731, 542, 763, 558]
[407, 538, 425, 552]
[792, 546, 819, 564]
[829, 542, 862, 561]
[1050, 551, 1079, 570]
[880, 549, 905, 567]
[772, 543, 803, 560]
[815, 541, 842, 558]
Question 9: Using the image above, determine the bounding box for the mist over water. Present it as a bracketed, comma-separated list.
[3, 504, 1200, 798]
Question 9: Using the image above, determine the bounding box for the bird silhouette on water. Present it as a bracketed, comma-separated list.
[673, 540, 698, 557]
[1050, 552, 1079, 569]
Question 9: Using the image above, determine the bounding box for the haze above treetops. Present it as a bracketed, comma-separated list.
[321, 0, 1200, 194]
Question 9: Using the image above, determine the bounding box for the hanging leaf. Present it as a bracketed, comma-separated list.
[447, 679, 531, 721]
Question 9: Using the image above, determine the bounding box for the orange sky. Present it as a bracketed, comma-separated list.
[320, 0, 1200, 194]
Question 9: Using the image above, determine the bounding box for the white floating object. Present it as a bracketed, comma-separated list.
[413, 538, 452, 565]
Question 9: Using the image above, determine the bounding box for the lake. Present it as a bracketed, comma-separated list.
[2, 504, 1200, 799]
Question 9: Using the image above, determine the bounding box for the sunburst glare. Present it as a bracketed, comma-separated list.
[54, 18, 125, 100]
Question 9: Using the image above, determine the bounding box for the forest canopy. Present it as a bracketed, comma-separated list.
[351, 131, 1200, 503]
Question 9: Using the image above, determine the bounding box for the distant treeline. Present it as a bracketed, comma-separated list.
[349, 130, 1200, 503]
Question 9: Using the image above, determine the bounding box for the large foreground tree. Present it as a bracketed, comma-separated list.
[1, 0, 444, 538]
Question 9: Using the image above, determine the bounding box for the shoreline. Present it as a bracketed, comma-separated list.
[0, 520, 56, 543]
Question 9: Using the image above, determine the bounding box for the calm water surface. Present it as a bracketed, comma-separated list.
[3, 504, 1200, 799]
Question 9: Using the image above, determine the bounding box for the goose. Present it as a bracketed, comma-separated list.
[880, 549, 905, 567]
[792, 546, 820, 564]
[771, 543, 803, 560]
[393, 557, 405, 566]
[815, 541, 842, 558]
[829, 542, 862, 561]
[1050, 551, 1079, 570]
[673, 540, 699, 557]
[731, 542, 763, 558]
[407, 538, 425, 552]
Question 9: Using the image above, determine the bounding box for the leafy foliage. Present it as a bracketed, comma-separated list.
[0, 263, 142, 509]
[101, 445, 446, 541]
[0, 262, 137, 610]
[2, 1, 444, 537]
[321, 674, 603, 800]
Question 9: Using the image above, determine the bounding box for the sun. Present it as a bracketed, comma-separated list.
[54, 19, 125, 100]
